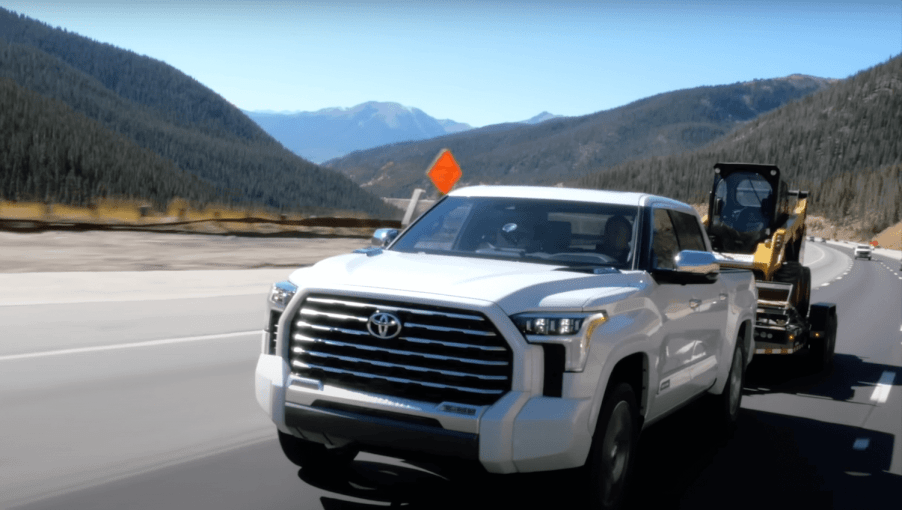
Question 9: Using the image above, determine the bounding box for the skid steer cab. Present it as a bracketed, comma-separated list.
[703, 162, 837, 372]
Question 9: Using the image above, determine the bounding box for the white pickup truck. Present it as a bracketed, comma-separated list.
[255, 186, 757, 509]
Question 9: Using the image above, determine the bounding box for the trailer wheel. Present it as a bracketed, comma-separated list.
[798, 267, 811, 317]
[808, 312, 837, 373]
[278, 430, 358, 470]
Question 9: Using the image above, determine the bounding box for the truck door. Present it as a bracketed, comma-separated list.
[669, 209, 727, 392]
[647, 208, 727, 419]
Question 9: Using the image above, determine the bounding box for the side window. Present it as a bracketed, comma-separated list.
[652, 209, 679, 270]
[670, 211, 708, 252]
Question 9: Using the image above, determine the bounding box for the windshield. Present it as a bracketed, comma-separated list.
[713, 171, 773, 233]
[391, 196, 639, 269]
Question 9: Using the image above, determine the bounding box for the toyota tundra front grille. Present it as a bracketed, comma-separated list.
[289, 294, 513, 406]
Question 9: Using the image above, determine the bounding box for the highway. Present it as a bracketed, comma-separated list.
[1, 242, 899, 509]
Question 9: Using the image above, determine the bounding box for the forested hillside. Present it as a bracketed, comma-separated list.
[0, 77, 221, 207]
[576, 55, 902, 237]
[326, 75, 832, 198]
[0, 8, 397, 217]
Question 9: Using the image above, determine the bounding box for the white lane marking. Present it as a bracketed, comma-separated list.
[853, 438, 870, 451]
[821, 283, 830, 287]
[0, 331, 259, 362]
[869, 371, 896, 405]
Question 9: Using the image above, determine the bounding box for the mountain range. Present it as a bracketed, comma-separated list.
[322, 75, 835, 198]
[244, 103, 564, 164]
[243, 102, 470, 164]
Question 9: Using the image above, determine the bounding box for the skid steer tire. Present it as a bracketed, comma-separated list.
[773, 261, 809, 314]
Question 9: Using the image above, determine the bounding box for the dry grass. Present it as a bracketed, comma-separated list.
[874, 222, 902, 250]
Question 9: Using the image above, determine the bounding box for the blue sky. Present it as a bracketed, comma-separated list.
[2, 1, 900, 127]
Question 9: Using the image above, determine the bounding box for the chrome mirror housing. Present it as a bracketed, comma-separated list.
[674, 250, 720, 275]
[371, 228, 399, 247]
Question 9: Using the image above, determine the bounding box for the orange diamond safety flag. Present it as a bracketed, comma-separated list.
[426, 149, 462, 195]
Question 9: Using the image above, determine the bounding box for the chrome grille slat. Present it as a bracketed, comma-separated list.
[296, 320, 369, 336]
[291, 293, 512, 405]
[305, 297, 484, 321]
[403, 322, 496, 337]
[292, 360, 504, 395]
[293, 335, 508, 366]
[303, 350, 507, 380]
[402, 336, 507, 352]
[299, 309, 368, 323]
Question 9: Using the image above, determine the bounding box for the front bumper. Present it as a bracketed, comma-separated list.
[255, 352, 594, 473]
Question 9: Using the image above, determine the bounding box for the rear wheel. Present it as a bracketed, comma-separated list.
[278, 430, 358, 470]
[583, 383, 637, 510]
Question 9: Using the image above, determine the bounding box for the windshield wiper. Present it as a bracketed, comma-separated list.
[554, 265, 620, 274]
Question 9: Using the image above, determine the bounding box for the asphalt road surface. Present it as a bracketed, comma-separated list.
[1, 242, 899, 509]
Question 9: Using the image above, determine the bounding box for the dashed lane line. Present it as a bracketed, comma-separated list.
[869, 371, 897, 405]
[0, 331, 260, 362]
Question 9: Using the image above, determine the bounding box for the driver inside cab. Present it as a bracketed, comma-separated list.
[597, 215, 632, 264]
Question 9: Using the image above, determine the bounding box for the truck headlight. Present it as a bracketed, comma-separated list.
[511, 312, 608, 372]
[269, 281, 297, 309]
[264, 281, 297, 355]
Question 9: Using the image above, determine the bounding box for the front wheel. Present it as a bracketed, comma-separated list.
[278, 430, 358, 470]
[714, 343, 745, 427]
[583, 383, 638, 510]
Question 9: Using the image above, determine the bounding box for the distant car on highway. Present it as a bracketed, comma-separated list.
[854, 245, 873, 260]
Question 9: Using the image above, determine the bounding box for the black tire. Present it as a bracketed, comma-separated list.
[773, 261, 809, 314]
[584, 383, 638, 510]
[709, 342, 745, 429]
[797, 266, 811, 317]
[278, 430, 358, 470]
[808, 312, 837, 373]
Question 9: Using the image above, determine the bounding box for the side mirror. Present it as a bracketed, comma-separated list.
[371, 228, 399, 247]
[674, 250, 719, 275]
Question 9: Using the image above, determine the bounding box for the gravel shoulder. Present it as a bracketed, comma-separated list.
[0, 230, 369, 273]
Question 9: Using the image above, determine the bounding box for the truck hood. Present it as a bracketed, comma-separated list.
[289, 250, 649, 313]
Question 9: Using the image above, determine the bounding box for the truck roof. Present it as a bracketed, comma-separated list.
[449, 185, 694, 212]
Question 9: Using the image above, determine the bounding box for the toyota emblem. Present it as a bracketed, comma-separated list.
[367, 312, 402, 339]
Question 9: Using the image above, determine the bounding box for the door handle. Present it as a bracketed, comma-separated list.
[689, 299, 701, 309]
